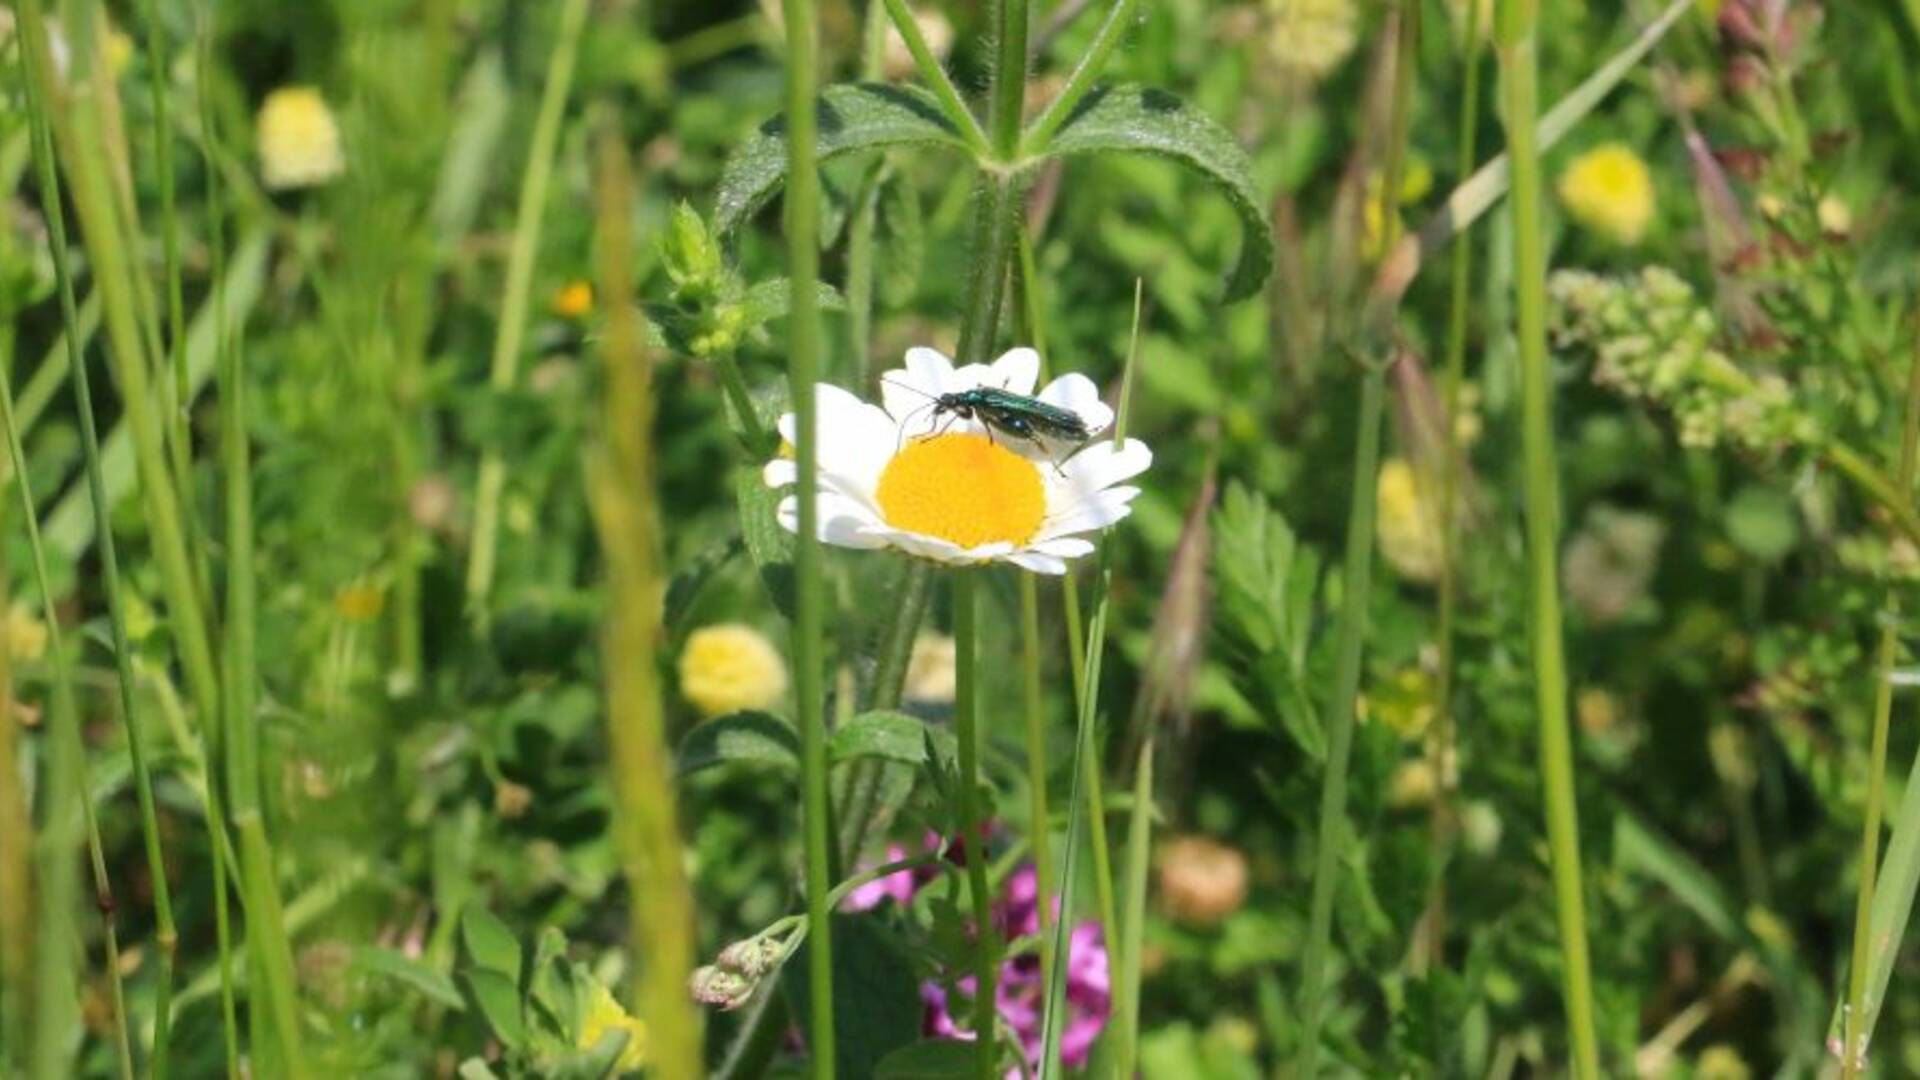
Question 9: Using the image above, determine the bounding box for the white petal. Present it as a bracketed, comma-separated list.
[882, 349, 953, 426]
[1029, 536, 1096, 559]
[763, 459, 797, 488]
[1055, 438, 1152, 505]
[1035, 487, 1140, 540]
[776, 493, 891, 549]
[873, 527, 973, 565]
[800, 384, 900, 508]
[1039, 373, 1114, 435]
[987, 347, 1041, 395]
[1007, 551, 1068, 575]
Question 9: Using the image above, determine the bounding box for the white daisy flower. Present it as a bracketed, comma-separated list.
[763, 346, 1152, 575]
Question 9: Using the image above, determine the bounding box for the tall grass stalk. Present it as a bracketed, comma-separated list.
[0, 189, 33, 1080]
[778, 0, 837, 1073]
[1, 347, 134, 1080]
[142, 0, 192, 566]
[1840, 318, 1920, 1075]
[0, 178, 135, 1080]
[1112, 736, 1155, 1077]
[1428, 0, 1486, 972]
[1496, 0, 1600, 1072]
[1039, 281, 1143, 1078]
[196, 14, 243, 1070]
[588, 114, 705, 1078]
[950, 570, 999, 1079]
[1295, 4, 1416, 1070]
[464, 0, 590, 623]
[15, 8, 173, 1073]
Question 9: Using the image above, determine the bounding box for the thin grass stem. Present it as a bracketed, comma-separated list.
[1429, 0, 1486, 975]
[1113, 736, 1154, 1077]
[779, 0, 837, 1074]
[1496, 0, 1600, 1072]
[1841, 314, 1920, 1076]
[464, 0, 591, 624]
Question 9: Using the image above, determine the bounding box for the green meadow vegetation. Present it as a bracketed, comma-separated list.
[6, 0, 1920, 1075]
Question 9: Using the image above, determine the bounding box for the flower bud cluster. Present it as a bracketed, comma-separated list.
[657, 203, 748, 360]
[688, 929, 794, 1011]
[1549, 267, 1816, 453]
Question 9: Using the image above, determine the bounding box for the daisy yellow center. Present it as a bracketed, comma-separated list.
[876, 433, 1046, 549]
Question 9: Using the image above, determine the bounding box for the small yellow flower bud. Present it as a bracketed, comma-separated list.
[1557, 143, 1657, 245]
[678, 624, 789, 718]
[256, 87, 345, 191]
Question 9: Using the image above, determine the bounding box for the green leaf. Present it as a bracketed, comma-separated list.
[874, 1040, 977, 1078]
[461, 907, 523, 983]
[784, 915, 923, 1077]
[349, 946, 467, 1011]
[715, 84, 973, 236]
[1037, 84, 1271, 301]
[1725, 485, 1799, 563]
[457, 1058, 504, 1080]
[875, 169, 925, 308]
[739, 279, 849, 328]
[830, 711, 958, 767]
[677, 711, 801, 776]
[1612, 814, 1741, 941]
[736, 467, 796, 618]
[461, 969, 527, 1049]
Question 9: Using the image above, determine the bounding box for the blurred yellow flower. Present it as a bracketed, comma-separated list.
[1557, 143, 1656, 245]
[105, 29, 135, 78]
[578, 981, 648, 1074]
[7, 604, 47, 662]
[1376, 458, 1443, 584]
[551, 281, 594, 319]
[904, 632, 956, 705]
[1817, 194, 1852, 237]
[1367, 667, 1436, 740]
[1263, 0, 1358, 83]
[257, 87, 345, 191]
[1388, 759, 1438, 808]
[1361, 160, 1432, 261]
[679, 623, 788, 718]
[1695, 1044, 1750, 1080]
[334, 584, 385, 623]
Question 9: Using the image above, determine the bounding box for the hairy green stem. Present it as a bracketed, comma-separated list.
[987, 0, 1030, 159]
[1497, 0, 1600, 1072]
[951, 570, 999, 1079]
[1841, 318, 1920, 1075]
[1022, 0, 1137, 154]
[780, 0, 837, 1074]
[464, 0, 590, 623]
[879, 0, 990, 153]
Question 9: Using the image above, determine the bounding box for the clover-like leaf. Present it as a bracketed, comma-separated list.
[831, 710, 958, 768]
[716, 83, 973, 236]
[1037, 84, 1272, 301]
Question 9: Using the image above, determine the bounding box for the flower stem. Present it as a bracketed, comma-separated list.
[1429, 0, 1486, 974]
[780, 0, 837, 1073]
[1113, 736, 1154, 1078]
[1020, 574, 1055, 981]
[879, 0, 990, 154]
[1497, 0, 1600, 1072]
[1022, 0, 1138, 155]
[589, 111, 705, 1080]
[1294, 360, 1386, 1077]
[951, 569, 999, 1080]
[1841, 316, 1920, 1076]
[464, 0, 590, 625]
[987, 0, 1030, 160]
